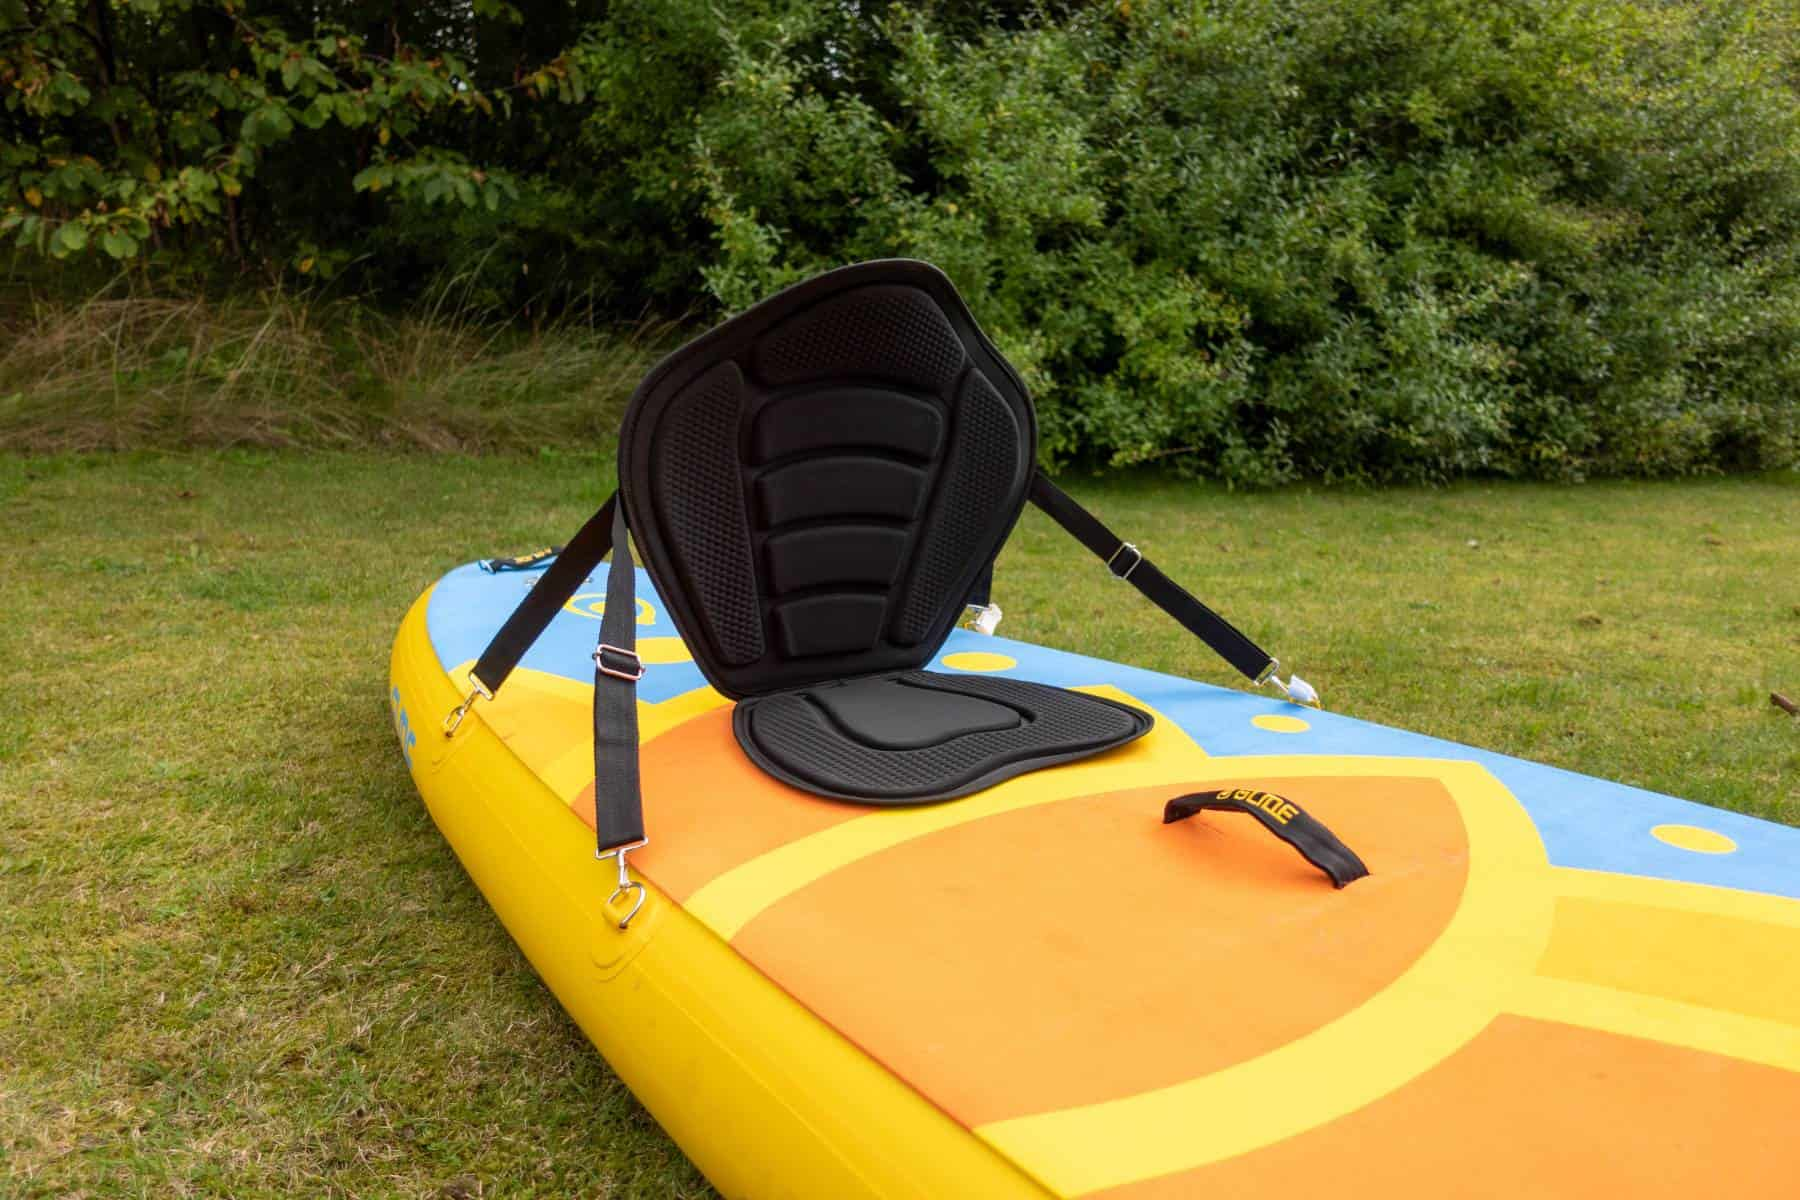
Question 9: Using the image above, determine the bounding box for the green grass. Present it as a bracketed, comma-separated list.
[2, 451, 1796, 1198]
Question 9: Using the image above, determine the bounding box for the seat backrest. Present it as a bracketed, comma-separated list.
[617, 260, 1036, 699]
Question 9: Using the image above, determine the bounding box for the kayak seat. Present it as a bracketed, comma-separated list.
[467, 259, 1364, 889]
[735, 671, 1150, 803]
[616, 262, 1151, 803]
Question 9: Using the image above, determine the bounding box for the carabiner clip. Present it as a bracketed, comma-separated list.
[597, 839, 649, 929]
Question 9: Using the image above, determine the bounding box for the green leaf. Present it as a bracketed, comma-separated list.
[9, 216, 42, 250]
[52, 222, 89, 256]
[243, 103, 294, 146]
[299, 96, 333, 130]
[100, 230, 141, 260]
[351, 165, 393, 193]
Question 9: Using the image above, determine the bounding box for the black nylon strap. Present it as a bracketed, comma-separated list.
[469, 492, 616, 695]
[591, 500, 645, 852]
[1027, 472, 1274, 683]
[966, 562, 994, 610]
[1163, 787, 1369, 888]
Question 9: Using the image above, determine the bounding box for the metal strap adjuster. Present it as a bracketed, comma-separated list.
[1105, 541, 1143, 581]
[594, 643, 645, 681]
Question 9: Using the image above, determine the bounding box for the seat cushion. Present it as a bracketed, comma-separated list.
[732, 671, 1153, 803]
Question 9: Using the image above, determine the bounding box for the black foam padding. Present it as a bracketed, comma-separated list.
[649, 361, 765, 666]
[810, 675, 1021, 747]
[751, 389, 943, 464]
[617, 260, 1037, 699]
[764, 527, 908, 592]
[755, 457, 926, 527]
[754, 284, 968, 391]
[734, 672, 1153, 803]
[891, 371, 1025, 646]
[773, 595, 888, 658]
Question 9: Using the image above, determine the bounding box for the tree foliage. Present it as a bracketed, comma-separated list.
[5, 0, 1798, 480]
[2, 0, 587, 283]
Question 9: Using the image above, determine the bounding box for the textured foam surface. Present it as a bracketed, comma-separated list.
[892, 372, 1026, 646]
[754, 284, 968, 390]
[734, 672, 1152, 803]
[651, 361, 765, 665]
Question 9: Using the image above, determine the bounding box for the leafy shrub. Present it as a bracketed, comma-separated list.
[5, 0, 1797, 480]
[0, 0, 591, 295]
[689, 0, 1800, 482]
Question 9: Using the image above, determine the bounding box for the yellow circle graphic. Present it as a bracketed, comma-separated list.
[1251, 714, 1312, 734]
[941, 651, 1018, 673]
[1650, 823, 1738, 855]
[563, 593, 656, 625]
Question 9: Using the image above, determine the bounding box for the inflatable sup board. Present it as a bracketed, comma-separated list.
[392, 260, 1798, 1197]
[390, 560, 1800, 1198]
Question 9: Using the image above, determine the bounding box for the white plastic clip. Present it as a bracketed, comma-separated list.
[1277, 674, 1320, 708]
[1256, 660, 1321, 709]
[961, 602, 1004, 636]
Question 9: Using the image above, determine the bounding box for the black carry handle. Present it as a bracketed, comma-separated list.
[1163, 787, 1369, 888]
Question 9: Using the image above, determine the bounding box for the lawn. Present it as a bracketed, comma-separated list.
[2, 451, 1795, 1197]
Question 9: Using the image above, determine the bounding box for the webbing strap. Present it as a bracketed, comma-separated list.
[966, 561, 994, 610]
[469, 492, 616, 696]
[592, 501, 645, 853]
[461, 489, 643, 856]
[1027, 471, 1274, 683]
[1163, 788, 1369, 888]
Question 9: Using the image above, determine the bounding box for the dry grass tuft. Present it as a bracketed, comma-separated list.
[0, 283, 675, 453]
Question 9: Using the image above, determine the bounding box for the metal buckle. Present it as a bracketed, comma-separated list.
[597, 839, 649, 929]
[594, 643, 645, 681]
[441, 676, 494, 737]
[1105, 541, 1142, 581]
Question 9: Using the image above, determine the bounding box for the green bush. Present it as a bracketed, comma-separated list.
[0, 0, 601, 300]
[686, 0, 1800, 482]
[5, 1, 1798, 481]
